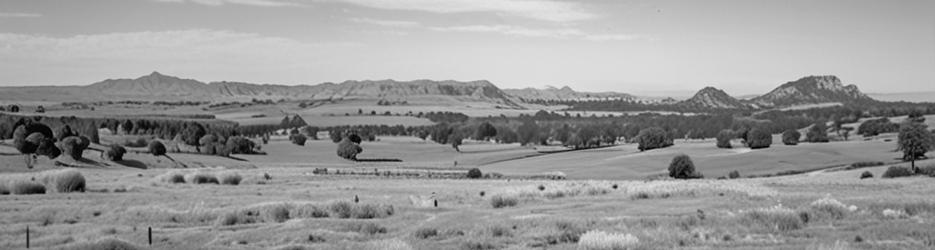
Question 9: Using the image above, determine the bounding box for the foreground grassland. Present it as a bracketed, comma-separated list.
[2, 163, 935, 249]
[1, 135, 934, 249]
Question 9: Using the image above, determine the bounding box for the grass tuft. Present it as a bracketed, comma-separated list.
[159, 171, 186, 184]
[219, 173, 242, 185]
[490, 195, 518, 208]
[37, 169, 86, 193]
[577, 230, 640, 250]
[741, 205, 804, 232]
[186, 172, 219, 184]
[9, 180, 46, 195]
[413, 227, 438, 239]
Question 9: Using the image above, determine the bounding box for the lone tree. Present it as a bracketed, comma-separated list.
[149, 140, 167, 157]
[782, 129, 801, 146]
[336, 137, 362, 160]
[104, 144, 127, 161]
[897, 122, 934, 172]
[289, 133, 307, 146]
[805, 122, 830, 143]
[59, 136, 91, 160]
[474, 122, 498, 141]
[668, 154, 701, 179]
[466, 168, 482, 179]
[637, 127, 673, 151]
[746, 128, 772, 149]
[716, 129, 733, 149]
[450, 134, 463, 152]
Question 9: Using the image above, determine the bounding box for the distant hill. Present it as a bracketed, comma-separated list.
[750, 75, 876, 108]
[868, 92, 935, 103]
[503, 86, 637, 102]
[0, 72, 522, 108]
[678, 86, 748, 109]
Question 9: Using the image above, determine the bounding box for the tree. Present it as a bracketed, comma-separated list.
[781, 129, 800, 146]
[636, 127, 673, 151]
[179, 123, 206, 146]
[289, 133, 307, 146]
[805, 122, 829, 143]
[517, 120, 540, 146]
[746, 128, 772, 149]
[897, 122, 934, 172]
[59, 136, 90, 160]
[841, 127, 853, 141]
[226, 136, 257, 154]
[450, 134, 463, 152]
[300, 126, 319, 140]
[13, 122, 55, 168]
[199, 134, 218, 146]
[148, 140, 167, 156]
[474, 122, 497, 141]
[105, 144, 127, 161]
[336, 137, 362, 160]
[668, 154, 701, 179]
[716, 130, 733, 149]
[858, 118, 898, 137]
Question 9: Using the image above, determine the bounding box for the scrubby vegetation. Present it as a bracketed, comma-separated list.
[637, 127, 673, 151]
[37, 169, 86, 193]
[882, 166, 914, 178]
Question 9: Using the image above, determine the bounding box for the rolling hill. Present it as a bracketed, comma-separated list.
[503, 86, 637, 102]
[678, 86, 748, 110]
[750, 75, 876, 108]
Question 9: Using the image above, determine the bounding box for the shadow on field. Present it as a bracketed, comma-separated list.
[113, 159, 147, 169]
[356, 158, 403, 162]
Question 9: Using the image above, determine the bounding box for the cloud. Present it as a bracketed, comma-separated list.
[0, 30, 358, 83]
[152, 0, 302, 7]
[0, 12, 42, 18]
[333, 0, 595, 22]
[350, 17, 421, 28]
[430, 25, 641, 41]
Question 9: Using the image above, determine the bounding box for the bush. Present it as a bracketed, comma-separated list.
[742, 206, 804, 232]
[413, 227, 438, 239]
[882, 166, 914, 178]
[219, 173, 242, 185]
[490, 195, 518, 208]
[858, 117, 898, 137]
[847, 161, 885, 170]
[353, 222, 388, 235]
[337, 138, 363, 160]
[668, 154, 701, 179]
[291, 203, 330, 218]
[160, 171, 185, 183]
[263, 203, 291, 223]
[179, 123, 206, 146]
[746, 128, 772, 149]
[466, 168, 482, 179]
[352, 204, 394, 219]
[9, 180, 46, 195]
[289, 133, 307, 146]
[187, 172, 219, 184]
[728, 170, 741, 179]
[148, 140, 167, 156]
[226, 136, 257, 154]
[61, 238, 142, 250]
[782, 129, 800, 145]
[329, 201, 354, 218]
[716, 130, 733, 149]
[806, 122, 830, 143]
[860, 171, 873, 179]
[104, 144, 127, 161]
[577, 230, 640, 250]
[38, 169, 86, 193]
[636, 127, 673, 151]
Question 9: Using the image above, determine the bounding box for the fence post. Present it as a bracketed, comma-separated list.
[148, 227, 152, 245]
[26, 225, 29, 249]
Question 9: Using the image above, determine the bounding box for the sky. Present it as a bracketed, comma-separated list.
[0, 0, 933, 96]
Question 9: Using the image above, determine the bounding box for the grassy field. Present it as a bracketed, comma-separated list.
[2, 132, 935, 249]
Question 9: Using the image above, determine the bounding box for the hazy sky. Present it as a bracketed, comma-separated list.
[1, 0, 933, 96]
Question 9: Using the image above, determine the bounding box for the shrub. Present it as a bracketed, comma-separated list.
[289, 133, 307, 146]
[490, 195, 518, 208]
[148, 140, 167, 156]
[104, 144, 127, 161]
[179, 123, 206, 146]
[263, 203, 291, 223]
[636, 127, 673, 151]
[882, 166, 914, 178]
[187, 172, 219, 184]
[742, 206, 804, 232]
[353, 222, 387, 235]
[728, 170, 741, 179]
[337, 138, 363, 160]
[219, 173, 242, 185]
[330, 201, 354, 218]
[716, 129, 733, 149]
[782, 129, 800, 145]
[577, 230, 640, 250]
[805, 197, 850, 221]
[352, 204, 394, 219]
[806, 122, 830, 143]
[746, 128, 772, 149]
[160, 171, 185, 183]
[847, 161, 885, 170]
[858, 117, 898, 137]
[61, 238, 142, 250]
[413, 227, 438, 239]
[668, 154, 701, 179]
[38, 169, 86, 193]
[9, 180, 46, 195]
[466, 168, 482, 179]
[291, 203, 329, 218]
[860, 171, 873, 179]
